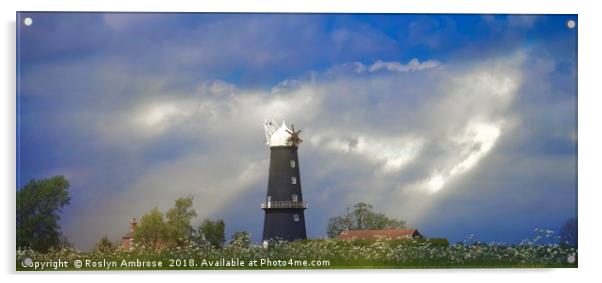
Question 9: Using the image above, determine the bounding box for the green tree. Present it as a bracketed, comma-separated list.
[17, 176, 71, 252]
[196, 219, 225, 249]
[228, 231, 251, 248]
[134, 207, 168, 249]
[93, 235, 114, 252]
[327, 202, 406, 238]
[165, 196, 197, 247]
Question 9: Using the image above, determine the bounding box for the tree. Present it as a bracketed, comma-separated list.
[17, 176, 71, 252]
[228, 231, 251, 248]
[165, 196, 197, 248]
[196, 219, 225, 249]
[559, 217, 577, 247]
[134, 207, 168, 249]
[94, 236, 114, 252]
[327, 202, 406, 238]
[327, 212, 354, 239]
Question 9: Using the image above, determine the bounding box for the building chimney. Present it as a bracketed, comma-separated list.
[129, 218, 138, 232]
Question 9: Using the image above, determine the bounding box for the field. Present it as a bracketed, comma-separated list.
[16, 237, 577, 270]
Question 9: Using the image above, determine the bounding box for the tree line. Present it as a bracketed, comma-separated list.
[326, 202, 407, 238]
[128, 196, 244, 250]
[17, 175, 578, 253]
[95, 196, 252, 252]
[16, 175, 250, 252]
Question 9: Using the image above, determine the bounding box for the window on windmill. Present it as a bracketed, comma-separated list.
[290, 160, 296, 168]
[293, 213, 300, 222]
[291, 176, 297, 184]
[292, 194, 298, 202]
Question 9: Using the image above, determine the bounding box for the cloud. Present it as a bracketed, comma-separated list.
[79, 52, 523, 239]
[313, 134, 425, 173]
[57, 49, 572, 250]
[425, 120, 502, 193]
[352, 58, 441, 73]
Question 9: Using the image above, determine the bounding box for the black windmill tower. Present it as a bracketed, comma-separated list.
[261, 120, 308, 243]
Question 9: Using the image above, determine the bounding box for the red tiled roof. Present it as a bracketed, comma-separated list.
[337, 229, 421, 240]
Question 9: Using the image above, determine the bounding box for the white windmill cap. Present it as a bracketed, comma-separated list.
[268, 121, 292, 147]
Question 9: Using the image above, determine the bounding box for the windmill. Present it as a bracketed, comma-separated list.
[261, 120, 308, 244]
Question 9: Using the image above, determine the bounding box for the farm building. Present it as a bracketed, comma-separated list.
[120, 218, 137, 250]
[120, 217, 167, 250]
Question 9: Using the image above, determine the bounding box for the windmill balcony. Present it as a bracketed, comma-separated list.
[261, 201, 309, 209]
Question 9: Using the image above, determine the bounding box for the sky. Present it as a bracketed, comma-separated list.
[17, 13, 577, 250]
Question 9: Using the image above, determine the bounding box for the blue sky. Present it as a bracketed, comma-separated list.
[17, 13, 577, 250]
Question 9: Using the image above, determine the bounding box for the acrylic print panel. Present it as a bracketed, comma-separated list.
[16, 12, 577, 270]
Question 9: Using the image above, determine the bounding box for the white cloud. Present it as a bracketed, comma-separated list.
[99, 52, 524, 206]
[135, 102, 184, 129]
[449, 121, 502, 176]
[426, 120, 502, 194]
[353, 58, 441, 73]
[314, 134, 424, 173]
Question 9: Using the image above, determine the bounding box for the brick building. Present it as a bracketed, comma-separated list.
[120, 218, 137, 250]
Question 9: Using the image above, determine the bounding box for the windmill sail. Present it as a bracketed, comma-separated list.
[264, 119, 279, 145]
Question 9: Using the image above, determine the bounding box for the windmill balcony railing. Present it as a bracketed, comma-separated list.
[261, 201, 308, 209]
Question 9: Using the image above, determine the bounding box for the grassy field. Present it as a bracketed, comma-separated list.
[16, 238, 577, 270]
